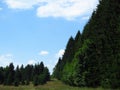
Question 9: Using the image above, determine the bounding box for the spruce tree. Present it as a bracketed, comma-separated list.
[7, 63, 15, 85]
[53, 0, 120, 89]
[53, 58, 62, 80]
[14, 66, 20, 86]
[0, 67, 4, 84]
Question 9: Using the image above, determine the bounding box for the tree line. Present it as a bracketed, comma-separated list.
[0, 62, 50, 86]
[53, 0, 120, 89]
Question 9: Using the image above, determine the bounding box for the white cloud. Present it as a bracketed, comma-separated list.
[81, 16, 90, 20]
[0, 53, 22, 67]
[0, 54, 14, 66]
[56, 49, 65, 58]
[39, 51, 49, 56]
[37, 0, 99, 20]
[3, 0, 99, 20]
[28, 59, 36, 65]
[4, 0, 40, 9]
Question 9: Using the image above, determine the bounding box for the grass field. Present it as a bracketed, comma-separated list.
[0, 79, 115, 90]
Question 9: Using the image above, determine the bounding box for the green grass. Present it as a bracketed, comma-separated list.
[0, 80, 115, 90]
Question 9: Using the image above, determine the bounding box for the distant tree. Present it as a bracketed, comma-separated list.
[33, 75, 39, 86]
[0, 67, 4, 84]
[20, 64, 25, 85]
[14, 79, 19, 87]
[6, 63, 15, 85]
[0, 62, 50, 86]
[53, 58, 62, 80]
[14, 65, 20, 86]
[24, 64, 33, 83]
[43, 67, 50, 81]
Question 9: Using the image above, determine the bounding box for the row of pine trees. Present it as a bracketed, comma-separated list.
[53, 0, 120, 89]
[0, 62, 50, 86]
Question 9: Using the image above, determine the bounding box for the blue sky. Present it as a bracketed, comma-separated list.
[0, 0, 98, 73]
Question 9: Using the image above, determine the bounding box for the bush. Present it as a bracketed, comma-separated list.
[14, 80, 19, 87]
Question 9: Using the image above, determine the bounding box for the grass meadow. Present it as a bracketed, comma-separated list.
[0, 79, 116, 90]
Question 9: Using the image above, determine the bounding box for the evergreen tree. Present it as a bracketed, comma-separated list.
[53, 58, 62, 80]
[39, 62, 44, 73]
[14, 66, 20, 86]
[62, 36, 75, 63]
[7, 63, 15, 85]
[0, 62, 50, 86]
[0, 67, 4, 84]
[38, 67, 50, 85]
[33, 75, 39, 86]
[43, 67, 50, 81]
[82, 0, 120, 88]
[24, 64, 33, 84]
[74, 31, 82, 52]
[20, 64, 25, 85]
[53, 0, 120, 89]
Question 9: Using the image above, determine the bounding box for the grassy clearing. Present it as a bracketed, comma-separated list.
[0, 79, 114, 90]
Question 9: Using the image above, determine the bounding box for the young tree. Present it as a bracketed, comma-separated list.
[7, 63, 15, 85]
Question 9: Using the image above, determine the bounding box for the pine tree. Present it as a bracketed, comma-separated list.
[14, 66, 20, 86]
[62, 36, 75, 63]
[39, 62, 44, 74]
[20, 64, 25, 85]
[53, 0, 120, 89]
[0, 67, 4, 84]
[53, 58, 62, 80]
[82, 0, 120, 88]
[33, 75, 39, 86]
[6, 63, 15, 85]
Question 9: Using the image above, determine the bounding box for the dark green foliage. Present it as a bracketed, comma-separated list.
[24, 64, 33, 83]
[21, 80, 25, 85]
[43, 67, 50, 81]
[20, 64, 25, 85]
[14, 79, 19, 87]
[53, 0, 120, 89]
[53, 58, 62, 80]
[0, 67, 4, 84]
[25, 79, 30, 85]
[0, 62, 50, 86]
[32, 62, 50, 86]
[33, 67, 50, 86]
[74, 31, 82, 52]
[33, 75, 39, 86]
[14, 66, 21, 86]
[39, 62, 44, 73]
[5, 63, 15, 85]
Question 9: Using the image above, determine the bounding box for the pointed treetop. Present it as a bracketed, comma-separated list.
[75, 31, 81, 41]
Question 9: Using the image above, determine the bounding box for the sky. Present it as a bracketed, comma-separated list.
[0, 0, 99, 74]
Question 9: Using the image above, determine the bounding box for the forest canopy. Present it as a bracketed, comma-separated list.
[53, 0, 120, 89]
[0, 62, 50, 86]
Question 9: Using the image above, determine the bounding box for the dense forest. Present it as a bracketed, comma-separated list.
[0, 62, 50, 86]
[53, 0, 120, 89]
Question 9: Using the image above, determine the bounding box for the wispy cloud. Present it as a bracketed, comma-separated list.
[0, 54, 14, 66]
[3, 0, 99, 20]
[39, 50, 49, 56]
[28, 59, 36, 65]
[55, 49, 65, 58]
[0, 53, 22, 67]
[81, 16, 90, 20]
[3, 0, 40, 9]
